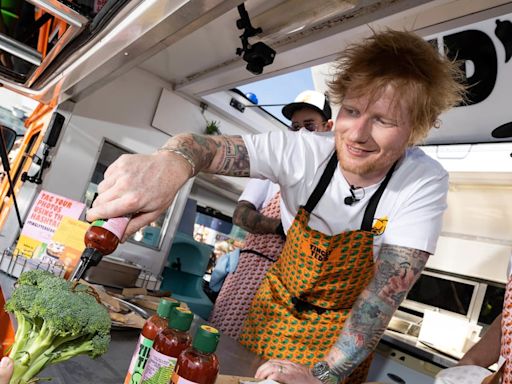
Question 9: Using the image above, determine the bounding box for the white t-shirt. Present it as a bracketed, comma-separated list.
[243, 130, 449, 256]
[434, 365, 491, 384]
[238, 179, 280, 210]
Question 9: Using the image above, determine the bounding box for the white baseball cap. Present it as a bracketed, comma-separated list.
[282, 90, 332, 121]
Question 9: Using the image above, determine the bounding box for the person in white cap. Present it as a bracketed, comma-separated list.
[88, 29, 466, 383]
[283, 90, 333, 133]
[208, 91, 333, 340]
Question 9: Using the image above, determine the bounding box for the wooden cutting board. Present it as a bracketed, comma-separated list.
[130, 295, 165, 310]
[214, 375, 385, 384]
[215, 376, 258, 384]
[131, 295, 189, 311]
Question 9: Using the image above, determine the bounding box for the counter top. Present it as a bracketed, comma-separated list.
[38, 326, 263, 383]
[381, 330, 459, 368]
[2, 270, 460, 382]
[1, 271, 263, 383]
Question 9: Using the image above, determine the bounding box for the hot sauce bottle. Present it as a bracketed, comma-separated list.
[85, 217, 129, 253]
[172, 325, 220, 384]
[141, 307, 194, 383]
[124, 298, 180, 384]
[71, 217, 131, 280]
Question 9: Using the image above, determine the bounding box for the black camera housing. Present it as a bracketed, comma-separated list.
[235, 4, 276, 75]
[242, 42, 276, 75]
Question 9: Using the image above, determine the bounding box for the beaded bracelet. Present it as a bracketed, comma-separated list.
[158, 146, 196, 176]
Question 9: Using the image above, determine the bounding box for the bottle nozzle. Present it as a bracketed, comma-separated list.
[70, 248, 104, 281]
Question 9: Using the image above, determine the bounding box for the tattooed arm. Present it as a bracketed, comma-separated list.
[87, 133, 251, 238]
[160, 133, 250, 177]
[233, 201, 282, 235]
[326, 244, 429, 380]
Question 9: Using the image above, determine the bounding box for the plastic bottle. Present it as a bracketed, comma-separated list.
[82, 217, 130, 259]
[124, 298, 180, 384]
[141, 307, 194, 383]
[172, 325, 220, 384]
[71, 217, 131, 280]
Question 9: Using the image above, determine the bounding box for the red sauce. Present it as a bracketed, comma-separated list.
[141, 313, 168, 339]
[84, 225, 120, 255]
[141, 307, 193, 382]
[124, 299, 179, 384]
[153, 327, 191, 357]
[142, 298, 180, 339]
[172, 325, 220, 384]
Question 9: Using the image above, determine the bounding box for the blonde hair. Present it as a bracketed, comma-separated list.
[328, 29, 467, 145]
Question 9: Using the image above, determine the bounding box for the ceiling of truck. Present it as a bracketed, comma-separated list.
[1, 0, 512, 146]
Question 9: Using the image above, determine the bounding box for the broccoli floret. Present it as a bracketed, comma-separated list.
[4, 270, 111, 384]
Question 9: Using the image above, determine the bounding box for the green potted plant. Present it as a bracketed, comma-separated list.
[205, 120, 221, 135]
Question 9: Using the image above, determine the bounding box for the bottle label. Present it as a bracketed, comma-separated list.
[141, 348, 177, 383]
[92, 217, 129, 239]
[172, 373, 198, 384]
[124, 334, 154, 384]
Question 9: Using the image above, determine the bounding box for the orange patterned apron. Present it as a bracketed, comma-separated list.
[209, 192, 285, 340]
[500, 274, 512, 383]
[239, 152, 396, 384]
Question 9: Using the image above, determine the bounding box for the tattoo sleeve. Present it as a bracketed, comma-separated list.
[232, 201, 281, 234]
[162, 133, 250, 177]
[327, 245, 430, 379]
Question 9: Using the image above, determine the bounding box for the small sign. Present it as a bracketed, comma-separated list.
[49, 217, 90, 278]
[15, 190, 85, 260]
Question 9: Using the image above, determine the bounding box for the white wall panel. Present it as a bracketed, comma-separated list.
[428, 236, 509, 284]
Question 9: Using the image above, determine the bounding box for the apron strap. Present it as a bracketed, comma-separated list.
[304, 151, 338, 213]
[240, 249, 278, 262]
[360, 161, 397, 231]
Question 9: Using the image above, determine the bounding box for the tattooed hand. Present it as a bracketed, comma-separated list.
[327, 244, 429, 379]
[87, 133, 250, 239]
[256, 359, 321, 384]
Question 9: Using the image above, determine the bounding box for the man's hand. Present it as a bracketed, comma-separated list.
[86, 150, 191, 240]
[0, 357, 13, 384]
[255, 359, 321, 384]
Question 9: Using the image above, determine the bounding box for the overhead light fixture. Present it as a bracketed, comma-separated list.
[252, 0, 357, 44]
[235, 4, 276, 75]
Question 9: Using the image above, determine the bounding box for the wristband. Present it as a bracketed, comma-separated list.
[158, 146, 196, 176]
[311, 361, 341, 384]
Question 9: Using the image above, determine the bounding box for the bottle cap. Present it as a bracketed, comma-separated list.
[157, 297, 179, 318]
[168, 307, 193, 331]
[192, 325, 220, 354]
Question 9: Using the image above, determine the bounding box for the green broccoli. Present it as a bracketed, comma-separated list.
[4, 270, 111, 384]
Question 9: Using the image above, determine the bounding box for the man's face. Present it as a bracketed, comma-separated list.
[290, 108, 332, 132]
[334, 85, 412, 185]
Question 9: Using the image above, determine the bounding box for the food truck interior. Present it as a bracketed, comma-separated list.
[1, 1, 512, 383]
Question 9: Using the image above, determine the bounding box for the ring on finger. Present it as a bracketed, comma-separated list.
[278, 365, 284, 374]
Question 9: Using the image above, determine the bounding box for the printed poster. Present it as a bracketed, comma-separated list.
[49, 217, 89, 278]
[15, 190, 85, 260]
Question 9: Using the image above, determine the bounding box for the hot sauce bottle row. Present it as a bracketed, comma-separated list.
[124, 298, 220, 384]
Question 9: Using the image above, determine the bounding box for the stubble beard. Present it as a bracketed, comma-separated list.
[336, 141, 379, 177]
